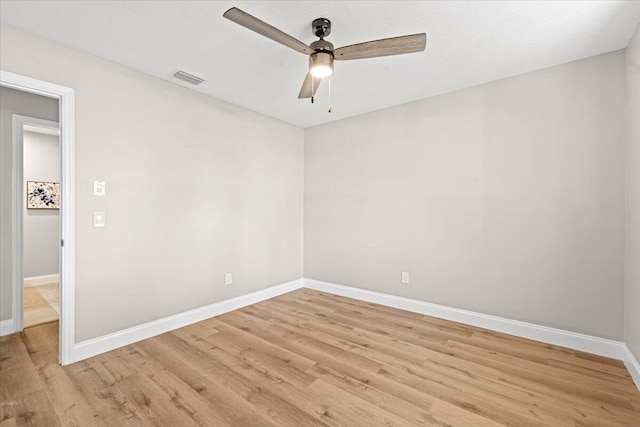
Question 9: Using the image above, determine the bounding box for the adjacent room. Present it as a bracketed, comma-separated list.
[1, 1, 640, 425]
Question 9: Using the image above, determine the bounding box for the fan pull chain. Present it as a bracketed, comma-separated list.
[311, 76, 315, 104]
[328, 78, 332, 113]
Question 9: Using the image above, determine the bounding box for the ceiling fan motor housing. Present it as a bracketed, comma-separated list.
[309, 39, 335, 78]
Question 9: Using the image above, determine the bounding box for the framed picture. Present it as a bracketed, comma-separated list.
[27, 181, 60, 209]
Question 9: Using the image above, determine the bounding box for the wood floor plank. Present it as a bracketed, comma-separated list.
[0, 334, 45, 404]
[23, 286, 59, 328]
[146, 331, 323, 427]
[219, 309, 385, 376]
[306, 363, 437, 425]
[427, 400, 506, 427]
[292, 378, 416, 427]
[259, 299, 506, 384]
[377, 363, 556, 427]
[257, 300, 433, 366]
[2, 288, 639, 426]
[14, 389, 60, 427]
[140, 335, 281, 426]
[63, 362, 149, 426]
[0, 416, 18, 427]
[205, 326, 318, 388]
[37, 284, 60, 315]
[547, 357, 635, 385]
[20, 324, 101, 427]
[119, 343, 240, 426]
[446, 339, 637, 408]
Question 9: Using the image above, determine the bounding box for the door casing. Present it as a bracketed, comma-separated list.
[1, 70, 76, 365]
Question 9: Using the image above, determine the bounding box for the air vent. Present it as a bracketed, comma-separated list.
[172, 70, 205, 85]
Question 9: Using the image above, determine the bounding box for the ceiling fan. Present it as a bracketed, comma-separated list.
[223, 7, 427, 103]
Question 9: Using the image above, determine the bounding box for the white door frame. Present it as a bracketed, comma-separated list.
[13, 114, 60, 332]
[1, 70, 75, 365]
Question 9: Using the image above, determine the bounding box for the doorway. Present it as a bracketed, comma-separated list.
[15, 117, 61, 329]
[0, 71, 75, 365]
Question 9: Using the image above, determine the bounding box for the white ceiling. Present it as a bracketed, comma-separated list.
[2, 1, 640, 128]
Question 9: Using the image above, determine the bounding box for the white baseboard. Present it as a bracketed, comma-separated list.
[623, 344, 640, 390]
[73, 278, 303, 363]
[303, 279, 625, 360]
[24, 274, 59, 287]
[0, 318, 15, 336]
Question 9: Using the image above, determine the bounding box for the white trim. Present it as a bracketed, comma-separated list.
[73, 279, 304, 363]
[24, 274, 60, 287]
[303, 279, 625, 360]
[1, 70, 76, 365]
[58, 75, 76, 366]
[0, 318, 15, 336]
[623, 345, 640, 391]
[10, 115, 23, 334]
[23, 124, 60, 136]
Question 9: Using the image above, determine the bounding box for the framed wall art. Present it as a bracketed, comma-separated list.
[27, 181, 60, 209]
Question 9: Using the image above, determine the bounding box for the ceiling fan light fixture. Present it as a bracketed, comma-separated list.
[223, 8, 427, 101]
[309, 51, 334, 78]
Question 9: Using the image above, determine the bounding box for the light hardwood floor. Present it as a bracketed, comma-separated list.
[23, 283, 60, 328]
[1, 288, 639, 426]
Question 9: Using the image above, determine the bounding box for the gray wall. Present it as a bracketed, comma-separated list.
[626, 25, 640, 360]
[1, 24, 304, 341]
[0, 87, 58, 321]
[305, 51, 626, 340]
[23, 131, 60, 278]
[1, 22, 633, 348]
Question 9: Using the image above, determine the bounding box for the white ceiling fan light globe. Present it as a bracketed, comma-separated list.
[310, 64, 333, 78]
[309, 51, 334, 78]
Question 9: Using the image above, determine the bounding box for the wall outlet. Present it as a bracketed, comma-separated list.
[225, 273, 232, 285]
[401, 272, 410, 284]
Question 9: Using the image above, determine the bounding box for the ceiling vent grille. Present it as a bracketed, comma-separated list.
[172, 70, 205, 85]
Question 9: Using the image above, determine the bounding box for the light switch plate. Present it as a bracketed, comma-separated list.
[401, 272, 410, 284]
[93, 180, 106, 196]
[225, 273, 232, 285]
[93, 211, 106, 227]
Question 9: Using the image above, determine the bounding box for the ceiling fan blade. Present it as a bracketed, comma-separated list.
[223, 7, 311, 55]
[334, 33, 426, 61]
[298, 72, 322, 99]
